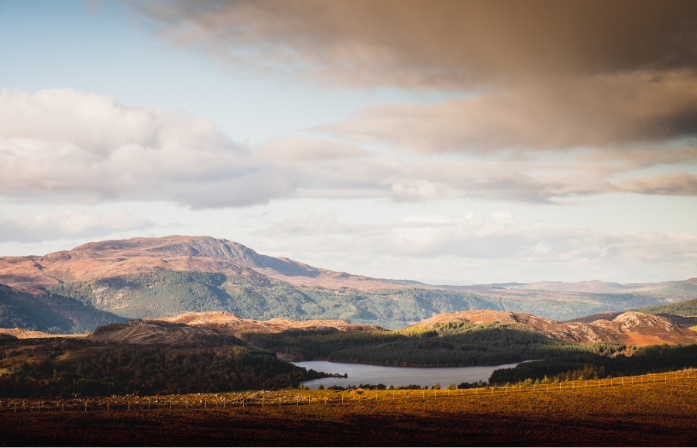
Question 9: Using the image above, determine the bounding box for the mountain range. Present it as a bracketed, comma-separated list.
[0, 235, 695, 331]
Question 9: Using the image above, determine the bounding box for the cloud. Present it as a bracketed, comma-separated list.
[616, 172, 697, 196]
[127, 1, 697, 152]
[0, 88, 694, 208]
[315, 73, 697, 152]
[257, 136, 369, 161]
[128, 0, 697, 88]
[0, 88, 285, 207]
[253, 211, 697, 282]
[0, 210, 153, 243]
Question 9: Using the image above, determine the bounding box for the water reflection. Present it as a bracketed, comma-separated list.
[293, 361, 521, 389]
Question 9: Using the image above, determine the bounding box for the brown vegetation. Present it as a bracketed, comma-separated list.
[158, 311, 384, 338]
[1, 370, 697, 446]
[0, 328, 86, 339]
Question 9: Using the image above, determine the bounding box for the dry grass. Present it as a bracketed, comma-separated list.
[2, 370, 697, 446]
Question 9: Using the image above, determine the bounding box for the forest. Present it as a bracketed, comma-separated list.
[243, 322, 625, 367]
[0, 341, 328, 398]
[489, 343, 697, 384]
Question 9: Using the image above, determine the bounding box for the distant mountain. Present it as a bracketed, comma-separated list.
[0, 235, 413, 290]
[413, 310, 697, 345]
[0, 283, 126, 333]
[0, 235, 694, 330]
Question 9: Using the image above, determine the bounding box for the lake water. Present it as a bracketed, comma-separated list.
[293, 361, 521, 389]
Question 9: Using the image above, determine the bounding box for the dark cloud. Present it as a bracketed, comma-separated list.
[129, 0, 697, 87]
[128, 0, 697, 150]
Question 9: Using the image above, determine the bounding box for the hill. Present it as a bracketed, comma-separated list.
[632, 297, 697, 316]
[0, 283, 126, 333]
[159, 311, 384, 338]
[0, 320, 335, 398]
[241, 309, 697, 367]
[86, 319, 245, 346]
[413, 310, 697, 345]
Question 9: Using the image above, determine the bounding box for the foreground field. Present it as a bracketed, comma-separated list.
[2, 371, 697, 446]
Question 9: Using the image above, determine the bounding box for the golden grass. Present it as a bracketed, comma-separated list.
[2, 369, 697, 446]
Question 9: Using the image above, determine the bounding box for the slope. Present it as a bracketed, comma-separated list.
[632, 297, 697, 316]
[0, 283, 126, 333]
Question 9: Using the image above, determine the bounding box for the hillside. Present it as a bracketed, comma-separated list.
[0, 327, 86, 339]
[87, 319, 245, 346]
[412, 310, 697, 345]
[242, 309, 697, 367]
[632, 297, 697, 316]
[159, 311, 384, 338]
[0, 283, 126, 333]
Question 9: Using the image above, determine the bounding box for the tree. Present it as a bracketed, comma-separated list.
[433, 383, 441, 390]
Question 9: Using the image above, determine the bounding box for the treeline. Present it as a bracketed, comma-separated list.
[489, 343, 697, 384]
[633, 297, 697, 316]
[244, 322, 625, 367]
[0, 344, 326, 399]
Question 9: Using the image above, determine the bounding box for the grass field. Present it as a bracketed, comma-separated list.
[2, 370, 697, 446]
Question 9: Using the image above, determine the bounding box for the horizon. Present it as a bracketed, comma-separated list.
[1, 1, 696, 284]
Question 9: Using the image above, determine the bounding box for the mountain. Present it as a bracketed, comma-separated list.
[0, 235, 412, 290]
[0, 235, 693, 330]
[0, 283, 126, 333]
[413, 310, 697, 345]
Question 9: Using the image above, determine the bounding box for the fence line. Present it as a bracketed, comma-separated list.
[0, 368, 693, 412]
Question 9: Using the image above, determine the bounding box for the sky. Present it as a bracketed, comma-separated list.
[0, 0, 696, 284]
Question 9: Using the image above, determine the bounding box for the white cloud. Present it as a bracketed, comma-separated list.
[0, 88, 695, 210]
[252, 211, 697, 282]
[0, 210, 153, 243]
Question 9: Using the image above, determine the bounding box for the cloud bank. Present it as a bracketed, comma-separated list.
[253, 211, 697, 283]
[0, 210, 152, 243]
[0, 88, 695, 208]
